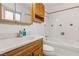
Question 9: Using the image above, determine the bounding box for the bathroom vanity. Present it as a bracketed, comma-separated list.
[0, 36, 43, 56]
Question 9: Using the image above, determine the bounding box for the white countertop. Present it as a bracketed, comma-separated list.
[0, 35, 43, 54]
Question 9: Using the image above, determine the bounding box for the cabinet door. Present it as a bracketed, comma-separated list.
[40, 4, 44, 17]
[35, 3, 40, 16]
[32, 3, 44, 22]
[13, 46, 33, 56]
[33, 47, 43, 56]
[35, 3, 44, 22]
[35, 3, 44, 17]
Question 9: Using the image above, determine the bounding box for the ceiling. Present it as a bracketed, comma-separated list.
[44, 3, 64, 13]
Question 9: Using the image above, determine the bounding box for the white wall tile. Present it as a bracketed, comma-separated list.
[0, 22, 44, 39]
[46, 4, 79, 43]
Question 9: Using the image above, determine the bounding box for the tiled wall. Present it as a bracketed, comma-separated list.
[0, 22, 44, 39]
[45, 4, 79, 43]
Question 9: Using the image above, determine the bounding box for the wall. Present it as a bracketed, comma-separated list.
[0, 22, 44, 39]
[45, 4, 79, 43]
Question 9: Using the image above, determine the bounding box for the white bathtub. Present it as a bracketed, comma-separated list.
[44, 39, 79, 56]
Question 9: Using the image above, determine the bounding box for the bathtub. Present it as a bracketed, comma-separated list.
[44, 39, 79, 56]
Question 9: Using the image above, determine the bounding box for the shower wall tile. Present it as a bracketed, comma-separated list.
[46, 5, 79, 43]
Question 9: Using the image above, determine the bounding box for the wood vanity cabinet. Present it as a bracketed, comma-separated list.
[32, 3, 45, 22]
[0, 39, 43, 56]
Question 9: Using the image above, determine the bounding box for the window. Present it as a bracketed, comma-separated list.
[5, 10, 13, 20]
[15, 13, 21, 21]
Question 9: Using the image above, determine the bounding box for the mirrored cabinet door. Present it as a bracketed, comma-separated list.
[16, 3, 32, 23]
[0, 3, 33, 25]
[2, 3, 15, 21]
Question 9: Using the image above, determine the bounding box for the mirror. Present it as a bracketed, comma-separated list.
[2, 3, 15, 20]
[16, 3, 32, 22]
[1, 3, 33, 25]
